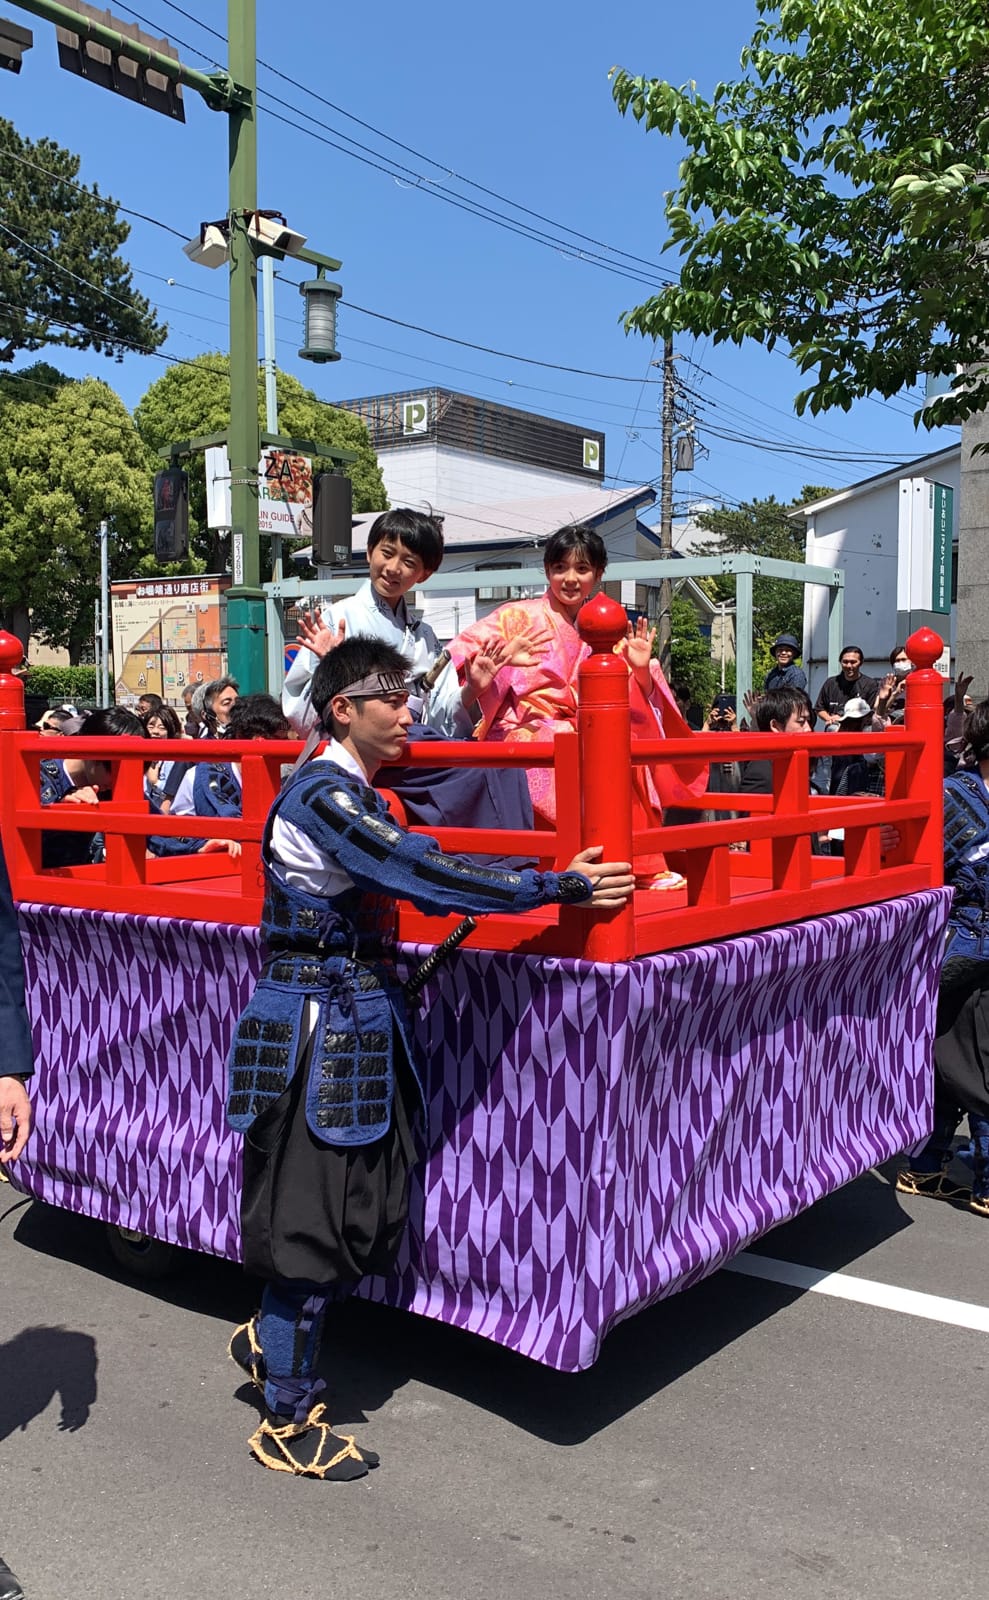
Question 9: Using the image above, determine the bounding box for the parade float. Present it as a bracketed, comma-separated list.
[0, 604, 950, 1371]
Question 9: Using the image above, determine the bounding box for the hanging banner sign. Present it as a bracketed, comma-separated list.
[931, 482, 953, 615]
[258, 447, 313, 538]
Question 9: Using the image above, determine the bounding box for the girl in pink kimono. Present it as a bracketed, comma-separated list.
[442, 525, 705, 889]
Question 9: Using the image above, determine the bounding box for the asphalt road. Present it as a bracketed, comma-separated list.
[1, 1155, 985, 1600]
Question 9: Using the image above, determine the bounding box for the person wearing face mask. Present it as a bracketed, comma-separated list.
[873, 645, 913, 725]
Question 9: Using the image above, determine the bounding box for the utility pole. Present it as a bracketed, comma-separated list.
[260, 254, 281, 583]
[657, 338, 675, 677]
[223, 0, 264, 692]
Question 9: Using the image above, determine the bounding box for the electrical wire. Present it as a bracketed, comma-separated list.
[148, 0, 675, 284]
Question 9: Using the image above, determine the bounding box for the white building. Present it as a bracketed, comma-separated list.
[796, 444, 960, 698]
[330, 387, 710, 641]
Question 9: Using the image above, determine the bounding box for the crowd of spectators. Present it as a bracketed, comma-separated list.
[34, 678, 292, 867]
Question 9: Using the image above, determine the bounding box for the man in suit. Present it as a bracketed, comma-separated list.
[0, 836, 35, 1600]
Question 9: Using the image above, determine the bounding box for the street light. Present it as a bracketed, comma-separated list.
[299, 272, 341, 364]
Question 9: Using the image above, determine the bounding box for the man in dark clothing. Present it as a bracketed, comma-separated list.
[739, 687, 815, 796]
[226, 636, 634, 1480]
[0, 836, 36, 1600]
[764, 634, 807, 693]
[814, 645, 880, 726]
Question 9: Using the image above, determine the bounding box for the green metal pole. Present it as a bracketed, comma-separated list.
[224, 0, 266, 692]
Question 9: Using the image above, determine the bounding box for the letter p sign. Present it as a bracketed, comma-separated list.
[583, 438, 601, 472]
[403, 400, 428, 435]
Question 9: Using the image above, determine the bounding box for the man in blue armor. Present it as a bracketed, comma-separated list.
[227, 636, 633, 1479]
[896, 698, 989, 1217]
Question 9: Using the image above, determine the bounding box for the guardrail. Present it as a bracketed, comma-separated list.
[0, 609, 945, 960]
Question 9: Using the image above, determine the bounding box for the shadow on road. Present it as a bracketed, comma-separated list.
[0, 1325, 98, 1442]
[8, 1164, 916, 1445]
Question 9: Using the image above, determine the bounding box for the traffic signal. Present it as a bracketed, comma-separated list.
[154, 468, 189, 561]
[312, 473, 353, 565]
[0, 17, 32, 72]
[55, 0, 185, 120]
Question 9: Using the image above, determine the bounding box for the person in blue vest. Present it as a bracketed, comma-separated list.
[896, 699, 989, 1217]
[226, 635, 633, 1479]
[0, 833, 38, 1600]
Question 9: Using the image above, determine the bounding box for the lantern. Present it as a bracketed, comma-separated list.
[299, 274, 342, 364]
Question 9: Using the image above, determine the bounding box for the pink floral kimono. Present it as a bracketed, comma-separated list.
[447, 594, 706, 879]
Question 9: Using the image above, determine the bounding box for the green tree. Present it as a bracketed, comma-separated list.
[134, 355, 388, 571]
[668, 592, 718, 708]
[611, 0, 989, 424]
[0, 376, 153, 659]
[0, 118, 165, 364]
[693, 487, 833, 683]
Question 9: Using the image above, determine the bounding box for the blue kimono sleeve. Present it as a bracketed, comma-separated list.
[285, 771, 591, 918]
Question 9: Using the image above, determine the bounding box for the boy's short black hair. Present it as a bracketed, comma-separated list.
[76, 707, 148, 739]
[312, 638, 411, 728]
[542, 524, 607, 576]
[366, 508, 444, 576]
[227, 694, 294, 741]
[755, 687, 813, 733]
[965, 700, 989, 762]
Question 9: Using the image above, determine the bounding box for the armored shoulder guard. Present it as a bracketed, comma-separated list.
[943, 772, 989, 885]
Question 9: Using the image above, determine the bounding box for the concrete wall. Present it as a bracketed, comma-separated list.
[956, 412, 989, 700]
[801, 456, 960, 701]
[377, 443, 602, 519]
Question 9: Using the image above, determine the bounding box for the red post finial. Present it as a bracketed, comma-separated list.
[577, 592, 628, 654]
[905, 627, 944, 671]
[0, 631, 25, 731]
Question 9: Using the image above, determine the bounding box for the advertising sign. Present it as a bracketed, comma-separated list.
[258, 447, 313, 539]
[111, 575, 229, 707]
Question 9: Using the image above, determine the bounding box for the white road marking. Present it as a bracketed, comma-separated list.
[725, 1252, 989, 1334]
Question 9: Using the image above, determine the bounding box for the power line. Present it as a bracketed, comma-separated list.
[331, 299, 664, 384]
[257, 98, 668, 294]
[149, 0, 673, 284]
[0, 146, 188, 240]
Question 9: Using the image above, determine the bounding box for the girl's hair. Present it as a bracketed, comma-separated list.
[138, 692, 165, 715]
[542, 524, 607, 576]
[145, 705, 183, 739]
[889, 643, 908, 667]
[366, 508, 444, 576]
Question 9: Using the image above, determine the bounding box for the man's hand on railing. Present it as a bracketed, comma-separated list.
[879, 824, 900, 855]
[60, 785, 101, 807]
[202, 839, 242, 859]
[565, 845, 634, 908]
[296, 611, 345, 660]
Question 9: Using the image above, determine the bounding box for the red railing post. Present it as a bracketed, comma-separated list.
[0, 632, 26, 890]
[903, 626, 945, 886]
[576, 594, 635, 962]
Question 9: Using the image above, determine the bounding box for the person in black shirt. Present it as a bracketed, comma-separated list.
[814, 645, 880, 727]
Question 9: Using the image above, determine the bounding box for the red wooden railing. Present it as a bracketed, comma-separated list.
[0, 607, 945, 960]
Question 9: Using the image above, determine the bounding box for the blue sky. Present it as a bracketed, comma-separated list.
[4, 0, 958, 517]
